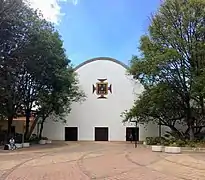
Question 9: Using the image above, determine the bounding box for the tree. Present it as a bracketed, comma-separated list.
[0, 0, 38, 136]
[0, 1, 84, 141]
[122, 83, 186, 139]
[35, 68, 85, 139]
[124, 0, 205, 140]
[17, 19, 68, 138]
[0, 0, 22, 24]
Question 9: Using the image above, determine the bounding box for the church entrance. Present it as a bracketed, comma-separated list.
[126, 127, 139, 141]
[65, 127, 78, 141]
[95, 127, 109, 141]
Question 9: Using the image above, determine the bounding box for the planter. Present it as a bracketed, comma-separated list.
[164, 146, 181, 154]
[15, 143, 23, 149]
[22, 142, 30, 148]
[39, 140, 46, 145]
[152, 145, 163, 152]
[46, 140, 52, 144]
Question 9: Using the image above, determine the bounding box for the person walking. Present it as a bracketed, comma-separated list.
[129, 133, 133, 143]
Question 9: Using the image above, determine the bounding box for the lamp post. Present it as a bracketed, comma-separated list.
[130, 119, 138, 148]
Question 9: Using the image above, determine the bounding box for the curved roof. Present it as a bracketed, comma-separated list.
[74, 57, 129, 71]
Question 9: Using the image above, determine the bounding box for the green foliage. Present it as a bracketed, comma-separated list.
[146, 131, 205, 147]
[145, 136, 203, 147]
[166, 139, 186, 147]
[0, 0, 85, 138]
[145, 137, 166, 145]
[186, 141, 197, 148]
[41, 137, 48, 140]
[163, 131, 189, 146]
[122, 83, 184, 127]
[35, 68, 85, 138]
[0, 0, 37, 134]
[28, 134, 40, 143]
[124, 0, 205, 140]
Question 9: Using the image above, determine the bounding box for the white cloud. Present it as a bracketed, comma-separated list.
[24, 0, 78, 24]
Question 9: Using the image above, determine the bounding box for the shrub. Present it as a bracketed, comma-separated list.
[186, 141, 197, 148]
[29, 134, 40, 144]
[175, 139, 186, 147]
[41, 137, 48, 140]
[146, 137, 165, 145]
[169, 142, 177, 147]
[163, 141, 170, 146]
[146, 137, 157, 145]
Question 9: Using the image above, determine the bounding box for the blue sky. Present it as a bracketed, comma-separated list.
[28, 0, 161, 66]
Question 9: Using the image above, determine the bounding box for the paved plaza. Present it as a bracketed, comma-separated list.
[0, 142, 205, 180]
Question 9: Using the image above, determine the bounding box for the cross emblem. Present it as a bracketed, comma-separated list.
[92, 79, 112, 99]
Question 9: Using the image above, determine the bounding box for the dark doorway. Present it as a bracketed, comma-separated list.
[126, 127, 139, 141]
[95, 127, 108, 141]
[65, 127, 78, 141]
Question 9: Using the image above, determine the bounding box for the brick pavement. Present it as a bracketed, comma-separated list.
[0, 141, 72, 155]
[0, 142, 205, 180]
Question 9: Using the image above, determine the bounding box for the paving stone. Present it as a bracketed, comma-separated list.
[5, 162, 89, 180]
[148, 159, 205, 180]
[0, 142, 204, 180]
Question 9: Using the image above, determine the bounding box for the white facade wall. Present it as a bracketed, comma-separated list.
[42, 57, 161, 141]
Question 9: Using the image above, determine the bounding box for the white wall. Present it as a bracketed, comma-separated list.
[42, 58, 159, 141]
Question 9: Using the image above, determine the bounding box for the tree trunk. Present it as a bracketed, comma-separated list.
[7, 116, 13, 143]
[189, 126, 195, 141]
[168, 125, 183, 139]
[24, 109, 30, 139]
[186, 103, 195, 140]
[187, 116, 195, 141]
[27, 117, 38, 139]
[194, 126, 203, 136]
[39, 119, 45, 139]
[158, 121, 162, 144]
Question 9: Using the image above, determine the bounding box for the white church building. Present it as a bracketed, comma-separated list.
[42, 57, 161, 141]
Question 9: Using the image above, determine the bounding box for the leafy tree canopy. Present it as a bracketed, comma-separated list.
[123, 0, 205, 140]
[0, 0, 85, 139]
